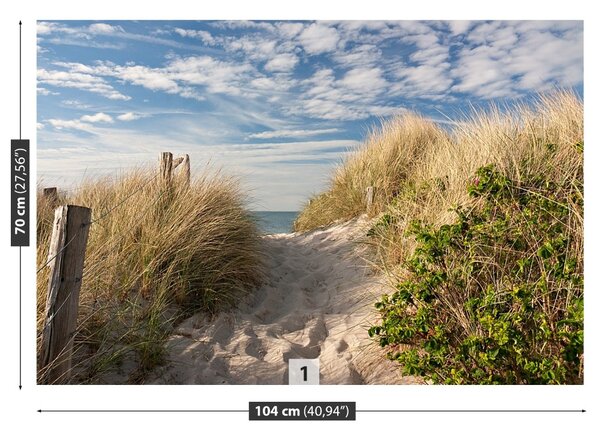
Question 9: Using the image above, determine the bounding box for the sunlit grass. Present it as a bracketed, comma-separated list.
[37, 168, 265, 383]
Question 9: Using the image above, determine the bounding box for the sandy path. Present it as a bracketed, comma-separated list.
[149, 217, 419, 385]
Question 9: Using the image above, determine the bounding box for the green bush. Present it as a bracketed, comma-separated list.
[369, 163, 583, 384]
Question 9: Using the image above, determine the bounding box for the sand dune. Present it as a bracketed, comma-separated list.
[149, 216, 420, 384]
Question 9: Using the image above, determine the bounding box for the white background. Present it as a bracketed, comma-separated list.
[1, 1, 597, 434]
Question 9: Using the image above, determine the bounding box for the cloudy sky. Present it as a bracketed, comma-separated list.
[37, 20, 583, 210]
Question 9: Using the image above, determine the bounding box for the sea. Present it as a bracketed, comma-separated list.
[252, 211, 299, 234]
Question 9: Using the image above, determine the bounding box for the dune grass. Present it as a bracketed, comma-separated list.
[295, 91, 582, 264]
[37, 168, 264, 383]
[296, 92, 581, 229]
[294, 113, 449, 232]
[295, 91, 583, 384]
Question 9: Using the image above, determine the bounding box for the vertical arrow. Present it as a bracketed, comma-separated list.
[19, 20, 22, 390]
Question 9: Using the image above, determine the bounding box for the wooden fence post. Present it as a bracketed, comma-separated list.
[43, 187, 58, 206]
[366, 186, 374, 212]
[160, 152, 189, 188]
[39, 205, 92, 384]
[159, 152, 173, 186]
[182, 154, 190, 187]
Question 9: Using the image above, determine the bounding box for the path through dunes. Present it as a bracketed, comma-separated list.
[150, 217, 420, 385]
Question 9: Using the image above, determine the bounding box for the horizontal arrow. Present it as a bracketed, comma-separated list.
[38, 409, 585, 413]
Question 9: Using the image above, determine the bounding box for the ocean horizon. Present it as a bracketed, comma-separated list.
[252, 211, 299, 234]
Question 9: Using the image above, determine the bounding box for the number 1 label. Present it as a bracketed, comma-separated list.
[289, 359, 319, 385]
[300, 366, 307, 381]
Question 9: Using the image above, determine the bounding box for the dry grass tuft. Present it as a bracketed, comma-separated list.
[294, 113, 448, 231]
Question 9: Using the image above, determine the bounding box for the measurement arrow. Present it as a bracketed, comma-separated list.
[37, 409, 585, 413]
[18, 19, 22, 391]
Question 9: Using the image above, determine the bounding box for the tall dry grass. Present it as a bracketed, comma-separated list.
[37, 168, 264, 383]
[295, 91, 582, 266]
[294, 113, 448, 231]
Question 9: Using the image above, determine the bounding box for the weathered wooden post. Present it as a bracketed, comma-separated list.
[366, 186, 374, 212]
[159, 152, 173, 187]
[39, 205, 92, 384]
[182, 154, 190, 187]
[170, 154, 190, 187]
[160, 152, 189, 188]
[43, 187, 58, 206]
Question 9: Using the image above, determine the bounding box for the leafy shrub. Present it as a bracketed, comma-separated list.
[369, 163, 583, 384]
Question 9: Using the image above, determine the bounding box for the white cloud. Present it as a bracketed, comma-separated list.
[174, 28, 215, 45]
[37, 87, 59, 96]
[45, 54, 264, 102]
[117, 112, 142, 121]
[452, 21, 583, 98]
[47, 119, 92, 131]
[292, 98, 363, 120]
[264, 53, 299, 72]
[81, 112, 113, 123]
[212, 20, 276, 32]
[366, 105, 405, 117]
[276, 22, 305, 39]
[37, 21, 78, 35]
[250, 77, 292, 92]
[53, 62, 97, 74]
[392, 63, 453, 98]
[61, 99, 92, 109]
[386, 27, 454, 99]
[114, 64, 181, 93]
[292, 65, 394, 120]
[332, 44, 381, 67]
[38, 21, 209, 52]
[37, 68, 130, 100]
[225, 35, 278, 61]
[339, 67, 387, 94]
[166, 55, 254, 95]
[248, 128, 340, 139]
[88, 23, 123, 34]
[47, 112, 113, 131]
[37, 123, 44, 130]
[448, 21, 472, 35]
[37, 21, 59, 35]
[298, 23, 340, 55]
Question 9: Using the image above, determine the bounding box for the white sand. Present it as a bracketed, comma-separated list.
[149, 216, 420, 385]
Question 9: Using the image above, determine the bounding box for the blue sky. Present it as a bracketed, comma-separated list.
[37, 20, 583, 210]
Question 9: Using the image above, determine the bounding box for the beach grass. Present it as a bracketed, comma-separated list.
[37, 168, 265, 383]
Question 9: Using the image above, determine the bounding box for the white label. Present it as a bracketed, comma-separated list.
[288, 358, 319, 385]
